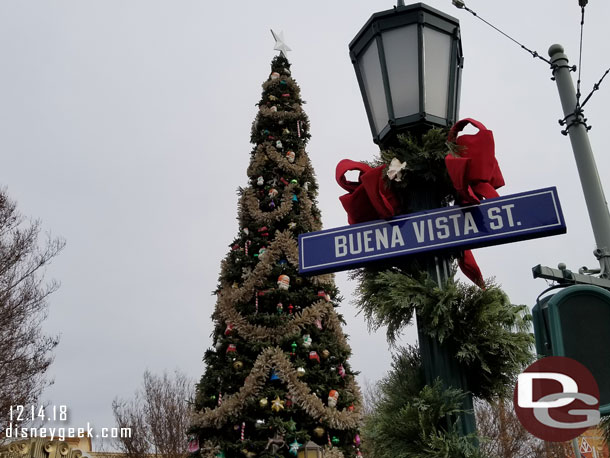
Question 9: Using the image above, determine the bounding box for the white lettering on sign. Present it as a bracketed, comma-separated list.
[334, 226, 405, 258]
[413, 212, 480, 243]
[487, 204, 518, 230]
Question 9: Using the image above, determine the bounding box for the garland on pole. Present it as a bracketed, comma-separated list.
[352, 129, 535, 455]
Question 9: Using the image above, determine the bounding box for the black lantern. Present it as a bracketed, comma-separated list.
[349, 2, 463, 145]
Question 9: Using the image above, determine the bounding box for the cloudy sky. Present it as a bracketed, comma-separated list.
[2, 0, 609, 448]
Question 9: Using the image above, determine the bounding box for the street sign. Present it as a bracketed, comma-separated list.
[299, 187, 566, 275]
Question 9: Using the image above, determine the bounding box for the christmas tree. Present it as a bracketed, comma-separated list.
[190, 42, 363, 458]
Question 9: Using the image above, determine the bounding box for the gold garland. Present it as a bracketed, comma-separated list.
[242, 186, 296, 225]
[190, 347, 363, 430]
[217, 230, 344, 348]
[247, 142, 308, 177]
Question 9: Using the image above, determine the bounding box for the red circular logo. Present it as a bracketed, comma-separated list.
[513, 356, 600, 442]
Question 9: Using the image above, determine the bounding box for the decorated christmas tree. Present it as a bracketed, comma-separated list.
[190, 41, 363, 458]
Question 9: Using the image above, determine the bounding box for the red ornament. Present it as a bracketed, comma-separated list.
[348, 404, 355, 412]
[281, 93, 290, 97]
[288, 304, 294, 314]
[226, 344, 237, 354]
[224, 323, 234, 336]
[309, 351, 320, 363]
[280, 177, 289, 186]
[258, 226, 269, 237]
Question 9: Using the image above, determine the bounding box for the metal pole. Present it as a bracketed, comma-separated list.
[548, 44, 610, 278]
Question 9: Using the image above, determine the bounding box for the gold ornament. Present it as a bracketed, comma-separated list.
[313, 426, 325, 438]
[321, 349, 330, 359]
[271, 396, 285, 412]
[259, 397, 268, 408]
[296, 367, 306, 377]
[233, 360, 243, 370]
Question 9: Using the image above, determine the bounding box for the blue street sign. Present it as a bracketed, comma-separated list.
[299, 187, 566, 275]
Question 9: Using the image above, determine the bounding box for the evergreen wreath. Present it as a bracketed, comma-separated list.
[354, 128, 535, 456]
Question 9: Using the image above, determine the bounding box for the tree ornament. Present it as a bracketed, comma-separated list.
[259, 397, 268, 408]
[187, 437, 199, 453]
[269, 200, 275, 209]
[280, 80, 288, 86]
[210, 394, 217, 401]
[226, 344, 237, 354]
[270, 71, 280, 80]
[270, 29, 291, 57]
[321, 349, 330, 359]
[269, 95, 278, 102]
[232, 282, 239, 289]
[276, 302, 283, 314]
[328, 389, 339, 408]
[313, 426, 325, 438]
[338, 364, 346, 378]
[292, 194, 298, 202]
[270, 106, 278, 112]
[257, 176, 264, 186]
[315, 319, 323, 330]
[257, 227, 269, 238]
[356, 450, 363, 457]
[290, 179, 298, 185]
[296, 367, 306, 377]
[387, 157, 407, 182]
[285, 393, 293, 408]
[281, 93, 290, 98]
[282, 128, 290, 134]
[243, 227, 249, 235]
[286, 417, 297, 432]
[271, 395, 285, 412]
[302, 334, 312, 348]
[244, 240, 251, 256]
[277, 274, 290, 290]
[241, 450, 256, 458]
[218, 392, 223, 406]
[331, 436, 340, 446]
[288, 440, 301, 456]
[241, 422, 246, 441]
[304, 181, 310, 191]
[348, 404, 354, 412]
[233, 360, 243, 370]
[291, 341, 297, 354]
[270, 369, 280, 381]
[268, 188, 278, 198]
[265, 431, 286, 453]
[215, 340, 223, 352]
[224, 323, 234, 336]
[354, 434, 361, 446]
[215, 452, 225, 458]
[257, 247, 267, 258]
[309, 351, 320, 363]
[288, 304, 294, 314]
[276, 140, 283, 149]
[285, 151, 295, 163]
[288, 222, 297, 230]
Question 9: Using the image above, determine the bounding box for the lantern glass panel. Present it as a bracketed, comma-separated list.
[382, 24, 419, 119]
[358, 39, 388, 135]
[423, 27, 451, 119]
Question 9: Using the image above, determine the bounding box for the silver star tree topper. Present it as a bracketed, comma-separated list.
[270, 29, 291, 57]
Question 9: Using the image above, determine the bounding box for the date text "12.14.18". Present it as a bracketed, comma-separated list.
[10, 405, 67, 422]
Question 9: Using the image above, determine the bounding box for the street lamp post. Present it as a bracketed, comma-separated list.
[349, 1, 477, 440]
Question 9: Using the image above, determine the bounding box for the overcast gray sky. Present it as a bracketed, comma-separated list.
[2, 0, 609, 448]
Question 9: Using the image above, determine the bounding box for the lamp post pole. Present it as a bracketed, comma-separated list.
[548, 44, 610, 278]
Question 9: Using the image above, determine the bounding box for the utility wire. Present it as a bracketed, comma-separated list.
[576, 5, 586, 104]
[451, 0, 551, 65]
